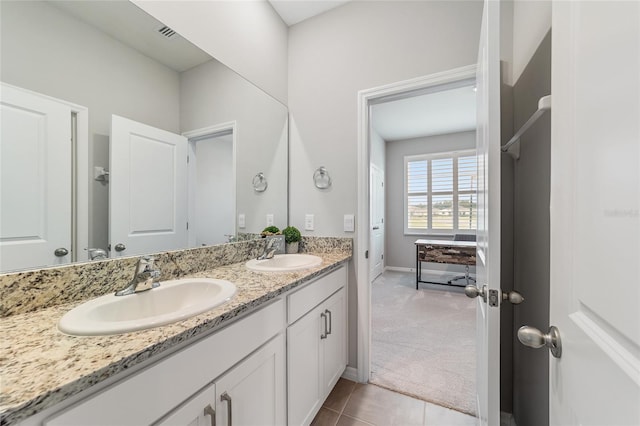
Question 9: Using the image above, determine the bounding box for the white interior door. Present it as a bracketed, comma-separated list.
[370, 164, 385, 279]
[474, 0, 501, 424]
[549, 2, 640, 424]
[110, 115, 187, 257]
[0, 83, 72, 272]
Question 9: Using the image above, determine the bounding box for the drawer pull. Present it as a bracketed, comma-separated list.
[320, 312, 328, 339]
[204, 404, 216, 426]
[325, 309, 332, 335]
[220, 392, 232, 426]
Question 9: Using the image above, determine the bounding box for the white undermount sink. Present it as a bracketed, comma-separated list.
[245, 254, 323, 272]
[58, 278, 236, 336]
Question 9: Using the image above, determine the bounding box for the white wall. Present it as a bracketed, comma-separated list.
[288, 0, 483, 368]
[0, 1, 181, 251]
[511, 0, 551, 83]
[384, 131, 477, 269]
[134, 0, 289, 105]
[180, 59, 289, 234]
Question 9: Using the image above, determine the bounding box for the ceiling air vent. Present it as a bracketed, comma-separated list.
[157, 25, 177, 39]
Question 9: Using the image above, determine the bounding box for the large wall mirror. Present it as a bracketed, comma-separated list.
[0, 0, 288, 273]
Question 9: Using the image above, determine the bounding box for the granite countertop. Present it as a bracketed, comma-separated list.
[0, 251, 350, 425]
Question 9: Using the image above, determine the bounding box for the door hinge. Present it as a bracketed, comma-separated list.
[365, 250, 369, 259]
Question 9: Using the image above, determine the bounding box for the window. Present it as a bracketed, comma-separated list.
[404, 150, 477, 235]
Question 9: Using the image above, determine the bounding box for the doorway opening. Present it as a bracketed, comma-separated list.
[357, 65, 478, 416]
[184, 123, 237, 247]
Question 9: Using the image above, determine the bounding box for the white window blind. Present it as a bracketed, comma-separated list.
[404, 150, 477, 235]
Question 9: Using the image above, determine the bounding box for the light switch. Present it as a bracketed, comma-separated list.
[305, 214, 314, 231]
[266, 214, 274, 226]
[238, 213, 245, 229]
[344, 214, 355, 232]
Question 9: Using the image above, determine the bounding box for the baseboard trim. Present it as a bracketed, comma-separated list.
[385, 266, 413, 273]
[500, 411, 517, 426]
[341, 366, 359, 382]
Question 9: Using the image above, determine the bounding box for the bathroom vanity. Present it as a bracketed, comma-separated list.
[0, 240, 351, 426]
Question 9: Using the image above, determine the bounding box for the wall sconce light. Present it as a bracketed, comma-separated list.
[313, 166, 331, 189]
[253, 172, 268, 192]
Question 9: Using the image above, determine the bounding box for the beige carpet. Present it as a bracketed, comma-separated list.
[370, 270, 477, 416]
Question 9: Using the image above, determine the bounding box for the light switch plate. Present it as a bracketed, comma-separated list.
[305, 214, 314, 231]
[344, 214, 355, 232]
[238, 213, 245, 229]
[266, 214, 274, 226]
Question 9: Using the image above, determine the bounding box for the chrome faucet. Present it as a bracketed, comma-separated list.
[86, 248, 108, 260]
[257, 237, 281, 260]
[115, 256, 161, 296]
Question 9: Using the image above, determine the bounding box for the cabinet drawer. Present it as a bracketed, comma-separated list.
[45, 298, 285, 426]
[287, 266, 346, 324]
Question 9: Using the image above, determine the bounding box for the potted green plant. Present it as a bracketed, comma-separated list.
[261, 226, 280, 237]
[282, 226, 301, 254]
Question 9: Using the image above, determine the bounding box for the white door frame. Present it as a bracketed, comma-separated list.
[356, 64, 477, 382]
[183, 121, 237, 247]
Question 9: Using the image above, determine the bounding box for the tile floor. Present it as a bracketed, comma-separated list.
[311, 378, 477, 426]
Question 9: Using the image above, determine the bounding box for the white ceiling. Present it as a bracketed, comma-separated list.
[371, 85, 477, 141]
[50, 1, 211, 72]
[268, 0, 351, 26]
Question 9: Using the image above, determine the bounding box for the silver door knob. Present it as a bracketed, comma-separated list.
[114, 243, 126, 252]
[464, 284, 487, 301]
[54, 247, 69, 257]
[517, 325, 562, 358]
[502, 290, 525, 305]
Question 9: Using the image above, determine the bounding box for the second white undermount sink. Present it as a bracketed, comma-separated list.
[58, 278, 236, 336]
[245, 254, 323, 272]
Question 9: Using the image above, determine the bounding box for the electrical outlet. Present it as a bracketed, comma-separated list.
[344, 214, 355, 232]
[305, 214, 314, 231]
[238, 213, 245, 228]
[266, 214, 274, 226]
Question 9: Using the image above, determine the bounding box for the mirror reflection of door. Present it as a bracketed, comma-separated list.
[189, 131, 235, 246]
[0, 84, 72, 272]
[109, 115, 188, 258]
[370, 164, 385, 279]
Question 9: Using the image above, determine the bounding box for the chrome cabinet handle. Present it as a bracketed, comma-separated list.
[54, 247, 69, 257]
[114, 243, 126, 252]
[220, 392, 232, 426]
[372, 226, 380, 230]
[204, 404, 216, 426]
[517, 325, 562, 358]
[320, 312, 328, 339]
[325, 309, 332, 335]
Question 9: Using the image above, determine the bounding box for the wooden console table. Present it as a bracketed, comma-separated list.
[415, 239, 476, 289]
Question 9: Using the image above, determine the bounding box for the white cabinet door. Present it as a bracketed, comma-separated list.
[550, 2, 640, 424]
[215, 334, 286, 426]
[321, 288, 347, 397]
[0, 83, 72, 272]
[288, 287, 347, 426]
[110, 115, 188, 257]
[288, 305, 323, 426]
[155, 383, 217, 426]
